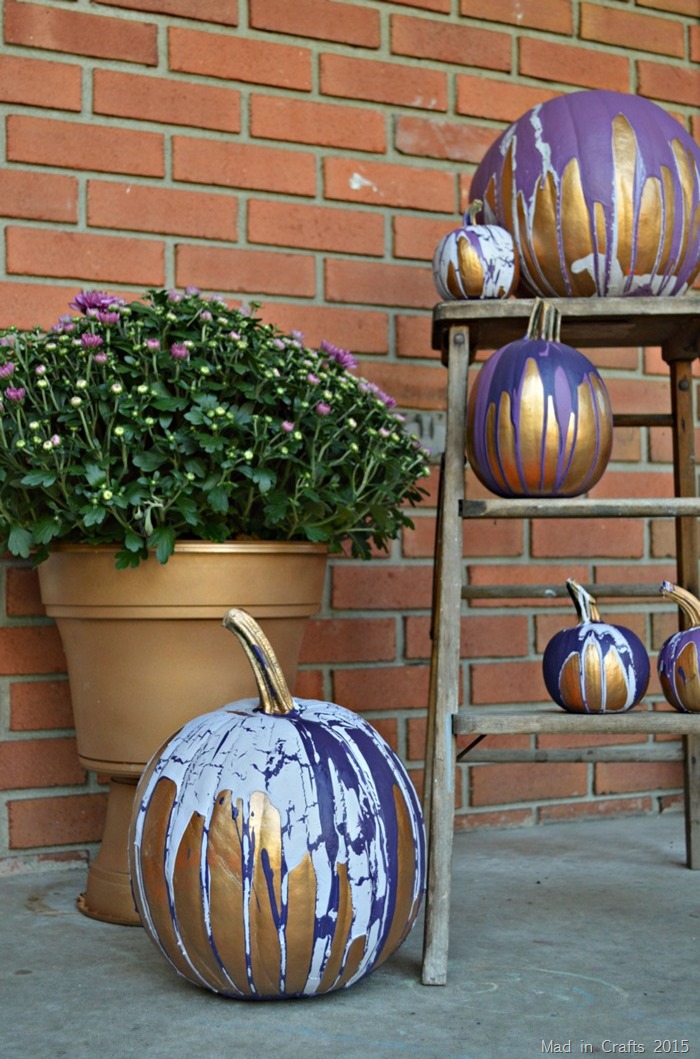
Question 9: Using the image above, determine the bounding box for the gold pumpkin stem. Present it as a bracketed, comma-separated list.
[566, 578, 602, 623]
[466, 199, 483, 225]
[660, 580, 700, 629]
[527, 298, 562, 343]
[222, 607, 295, 716]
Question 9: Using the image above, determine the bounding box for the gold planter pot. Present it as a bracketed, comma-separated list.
[38, 540, 328, 925]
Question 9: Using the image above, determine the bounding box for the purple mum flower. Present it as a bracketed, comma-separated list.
[170, 343, 189, 361]
[93, 352, 108, 365]
[81, 333, 104, 349]
[145, 338, 160, 351]
[320, 340, 357, 371]
[96, 311, 120, 325]
[281, 420, 295, 433]
[315, 401, 331, 416]
[69, 291, 120, 315]
[5, 387, 25, 402]
[0, 362, 15, 378]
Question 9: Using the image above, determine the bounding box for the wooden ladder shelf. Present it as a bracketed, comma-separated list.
[421, 297, 700, 986]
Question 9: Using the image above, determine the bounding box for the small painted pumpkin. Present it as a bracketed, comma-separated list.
[470, 89, 700, 298]
[432, 200, 520, 300]
[466, 299, 613, 497]
[129, 608, 425, 1000]
[542, 579, 649, 714]
[657, 581, 700, 712]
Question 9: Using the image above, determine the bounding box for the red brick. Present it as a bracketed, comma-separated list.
[0, 626, 66, 675]
[605, 378, 671, 415]
[405, 613, 529, 661]
[471, 761, 589, 805]
[249, 0, 380, 46]
[10, 681, 74, 732]
[590, 468, 675, 499]
[595, 760, 683, 795]
[0, 54, 81, 111]
[332, 563, 433, 610]
[637, 61, 700, 107]
[7, 228, 165, 286]
[388, 0, 450, 10]
[470, 660, 549, 705]
[325, 259, 438, 312]
[93, 70, 241, 133]
[169, 27, 311, 90]
[361, 358, 446, 410]
[650, 519, 676, 560]
[591, 562, 675, 591]
[395, 116, 496, 165]
[175, 245, 315, 298]
[402, 515, 525, 560]
[581, 2, 685, 57]
[392, 14, 511, 72]
[87, 182, 237, 242]
[300, 618, 396, 663]
[692, 22, 700, 62]
[394, 215, 458, 262]
[92, 0, 238, 23]
[0, 282, 103, 331]
[460, 0, 573, 32]
[6, 116, 164, 178]
[248, 200, 384, 256]
[454, 807, 534, 830]
[320, 53, 447, 111]
[538, 796, 653, 823]
[6, 567, 44, 617]
[519, 38, 631, 92]
[531, 518, 645, 559]
[250, 95, 386, 153]
[333, 664, 430, 711]
[0, 737, 84, 791]
[637, 0, 700, 14]
[396, 314, 436, 359]
[257, 302, 389, 355]
[293, 668, 325, 699]
[465, 561, 591, 610]
[537, 732, 650, 750]
[172, 137, 316, 196]
[8, 793, 107, 849]
[456, 75, 557, 124]
[324, 157, 455, 212]
[611, 426, 642, 463]
[4, 0, 157, 65]
[0, 170, 77, 224]
[369, 717, 399, 752]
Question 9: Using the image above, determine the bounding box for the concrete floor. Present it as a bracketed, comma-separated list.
[2, 812, 699, 1059]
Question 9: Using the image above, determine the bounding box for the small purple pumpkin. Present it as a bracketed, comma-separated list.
[432, 201, 519, 300]
[470, 89, 700, 298]
[543, 580, 649, 713]
[129, 608, 425, 999]
[466, 299, 613, 498]
[657, 581, 700, 712]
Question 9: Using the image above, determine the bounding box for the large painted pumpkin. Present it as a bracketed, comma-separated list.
[432, 201, 519, 300]
[657, 580, 700, 712]
[466, 299, 613, 497]
[542, 579, 649, 713]
[470, 89, 700, 298]
[129, 608, 425, 1000]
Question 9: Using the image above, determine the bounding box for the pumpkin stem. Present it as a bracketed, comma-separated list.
[465, 199, 483, 225]
[660, 581, 700, 628]
[222, 608, 295, 716]
[566, 578, 602, 623]
[527, 298, 562, 343]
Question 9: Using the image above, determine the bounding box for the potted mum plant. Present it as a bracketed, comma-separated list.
[0, 286, 429, 924]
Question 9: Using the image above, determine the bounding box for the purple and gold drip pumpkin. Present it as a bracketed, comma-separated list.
[470, 89, 700, 298]
[129, 608, 425, 1000]
[432, 202, 520, 300]
[657, 581, 700, 712]
[466, 299, 613, 498]
[542, 579, 649, 714]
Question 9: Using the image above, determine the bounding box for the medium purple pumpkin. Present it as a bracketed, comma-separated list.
[657, 581, 700, 712]
[129, 608, 425, 999]
[432, 201, 519, 300]
[470, 89, 700, 298]
[543, 580, 649, 713]
[466, 299, 613, 498]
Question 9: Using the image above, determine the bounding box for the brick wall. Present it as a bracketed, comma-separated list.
[1, 0, 698, 868]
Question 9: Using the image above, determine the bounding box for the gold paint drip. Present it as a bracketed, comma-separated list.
[457, 236, 486, 298]
[611, 114, 638, 281]
[207, 791, 254, 997]
[676, 642, 700, 710]
[248, 790, 284, 996]
[560, 158, 596, 297]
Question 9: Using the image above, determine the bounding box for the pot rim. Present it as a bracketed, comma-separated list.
[47, 539, 329, 557]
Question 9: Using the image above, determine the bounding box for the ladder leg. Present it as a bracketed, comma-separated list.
[422, 327, 469, 985]
[667, 355, 700, 867]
